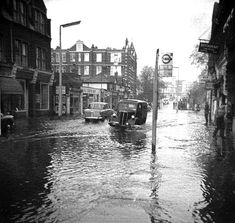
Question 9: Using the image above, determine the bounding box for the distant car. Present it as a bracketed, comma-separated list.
[84, 102, 114, 122]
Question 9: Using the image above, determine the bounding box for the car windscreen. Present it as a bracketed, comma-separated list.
[118, 102, 137, 111]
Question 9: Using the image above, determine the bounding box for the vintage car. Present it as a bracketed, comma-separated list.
[108, 99, 148, 128]
[84, 102, 114, 122]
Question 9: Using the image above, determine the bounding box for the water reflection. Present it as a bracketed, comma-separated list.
[193, 138, 235, 223]
[0, 138, 56, 222]
[0, 109, 235, 222]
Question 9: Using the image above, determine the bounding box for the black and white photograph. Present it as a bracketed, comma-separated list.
[0, 0, 235, 222]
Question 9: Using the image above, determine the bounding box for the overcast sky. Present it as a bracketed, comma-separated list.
[44, 0, 217, 81]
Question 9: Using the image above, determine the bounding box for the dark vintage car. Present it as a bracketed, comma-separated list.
[108, 99, 148, 128]
[83, 102, 114, 122]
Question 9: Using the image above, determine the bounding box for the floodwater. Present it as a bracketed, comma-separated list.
[0, 104, 235, 223]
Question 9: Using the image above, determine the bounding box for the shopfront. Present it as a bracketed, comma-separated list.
[0, 76, 24, 116]
[81, 87, 100, 109]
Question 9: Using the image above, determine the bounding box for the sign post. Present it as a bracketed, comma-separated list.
[152, 49, 159, 153]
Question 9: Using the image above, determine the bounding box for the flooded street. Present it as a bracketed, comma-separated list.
[1, 104, 235, 223]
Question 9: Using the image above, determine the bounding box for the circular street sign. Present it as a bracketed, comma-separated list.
[162, 54, 172, 64]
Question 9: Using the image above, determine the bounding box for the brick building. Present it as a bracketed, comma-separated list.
[51, 39, 137, 108]
[205, 0, 235, 133]
[0, 0, 54, 120]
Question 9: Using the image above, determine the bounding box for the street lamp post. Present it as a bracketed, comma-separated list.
[58, 20, 81, 117]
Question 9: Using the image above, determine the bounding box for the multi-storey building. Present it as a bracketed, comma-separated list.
[206, 0, 235, 131]
[0, 0, 54, 119]
[51, 39, 137, 108]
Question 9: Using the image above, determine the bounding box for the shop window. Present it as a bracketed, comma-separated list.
[15, 40, 28, 67]
[41, 84, 49, 109]
[1, 80, 26, 114]
[35, 83, 49, 110]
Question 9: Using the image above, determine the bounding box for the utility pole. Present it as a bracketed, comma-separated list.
[152, 49, 159, 153]
[58, 20, 81, 117]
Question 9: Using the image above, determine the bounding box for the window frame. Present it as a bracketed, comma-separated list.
[14, 39, 28, 67]
[96, 53, 102, 62]
[40, 83, 49, 110]
[13, 0, 26, 26]
[36, 47, 46, 70]
[84, 65, 89, 75]
[84, 53, 89, 62]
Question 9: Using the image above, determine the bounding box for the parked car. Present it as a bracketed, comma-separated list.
[84, 102, 114, 122]
[109, 99, 148, 129]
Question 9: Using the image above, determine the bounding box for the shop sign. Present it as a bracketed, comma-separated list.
[159, 65, 173, 77]
[198, 42, 219, 54]
[81, 87, 99, 95]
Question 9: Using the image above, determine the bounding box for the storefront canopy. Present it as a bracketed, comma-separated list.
[0, 77, 23, 95]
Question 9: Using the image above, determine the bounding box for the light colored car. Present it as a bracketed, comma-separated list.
[84, 102, 114, 122]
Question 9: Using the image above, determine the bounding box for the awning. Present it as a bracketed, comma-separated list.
[0, 77, 23, 95]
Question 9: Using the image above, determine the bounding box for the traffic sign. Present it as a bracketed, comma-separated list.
[159, 52, 173, 77]
[160, 52, 173, 66]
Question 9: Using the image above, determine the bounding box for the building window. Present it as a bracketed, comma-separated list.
[13, 0, 26, 26]
[78, 66, 81, 75]
[21, 43, 28, 67]
[62, 66, 66, 73]
[14, 40, 28, 67]
[84, 53, 89, 62]
[36, 47, 46, 70]
[62, 52, 66, 63]
[0, 35, 4, 62]
[70, 52, 76, 62]
[96, 66, 102, 75]
[35, 83, 49, 110]
[56, 53, 60, 62]
[84, 66, 89, 75]
[35, 10, 46, 34]
[96, 53, 102, 62]
[110, 66, 121, 76]
[55, 66, 59, 73]
[41, 83, 49, 109]
[78, 53, 81, 62]
[51, 53, 55, 63]
[111, 52, 121, 64]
